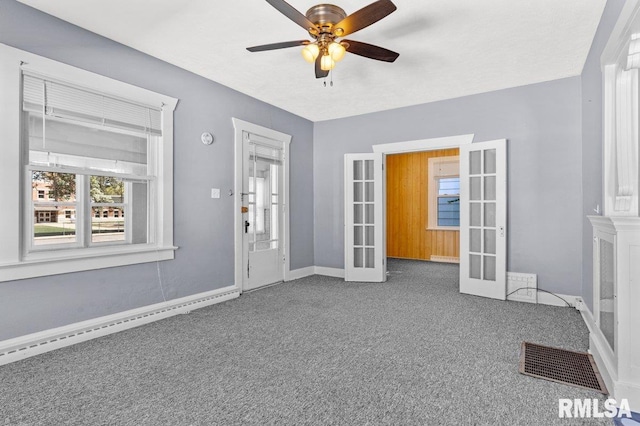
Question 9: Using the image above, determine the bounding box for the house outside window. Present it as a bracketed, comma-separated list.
[0, 43, 178, 282]
[428, 156, 460, 230]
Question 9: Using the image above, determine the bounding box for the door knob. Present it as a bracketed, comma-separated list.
[244, 220, 250, 233]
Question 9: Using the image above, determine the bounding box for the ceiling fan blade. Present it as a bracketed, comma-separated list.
[333, 0, 397, 37]
[343, 39, 399, 62]
[266, 0, 317, 32]
[315, 55, 329, 79]
[247, 40, 309, 52]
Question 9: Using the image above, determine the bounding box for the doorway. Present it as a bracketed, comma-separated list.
[386, 148, 460, 263]
[345, 135, 508, 300]
[233, 118, 291, 292]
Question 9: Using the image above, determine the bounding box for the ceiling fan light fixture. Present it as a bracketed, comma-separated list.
[301, 43, 320, 63]
[328, 42, 347, 62]
[320, 54, 335, 71]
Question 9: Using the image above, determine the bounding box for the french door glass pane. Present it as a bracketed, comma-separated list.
[483, 256, 496, 281]
[365, 204, 374, 224]
[354, 160, 363, 180]
[470, 254, 481, 279]
[365, 160, 374, 180]
[354, 182, 363, 202]
[354, 204, 363, 224]
[470, 177, 481, 200]
[354, 247, 363, 268]
[484, 176, 496, 200]
[470, 229, 481, 253]
[365, 182, 374, 202]
[470, 151, 481, 174]
[484, 203, 496, 227]
[365, 248, 375, 268]
[354, 226, 363, 246]
[365, 226, 374, 246]
[484, 229, 496, 254]
[484, 149, 496, 174]
[470, 203, 481, 226]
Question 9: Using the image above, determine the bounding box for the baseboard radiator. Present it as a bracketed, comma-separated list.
[0, 286, 240, 366]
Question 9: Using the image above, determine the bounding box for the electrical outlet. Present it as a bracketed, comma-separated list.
[211, 188, 220, 199]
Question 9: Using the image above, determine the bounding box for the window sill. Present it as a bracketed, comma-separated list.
[0, 245, 177, 282]
[426, 227, 460, 231]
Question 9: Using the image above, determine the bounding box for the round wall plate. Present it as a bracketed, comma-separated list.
[201, 132, 214, 145]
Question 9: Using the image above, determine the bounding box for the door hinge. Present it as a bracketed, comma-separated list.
[247, 259, 250, 279]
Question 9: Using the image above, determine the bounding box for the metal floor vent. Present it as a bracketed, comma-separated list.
[519, 341, 608, 394]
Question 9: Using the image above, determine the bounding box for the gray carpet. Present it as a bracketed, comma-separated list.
[0, 259, 611, 425]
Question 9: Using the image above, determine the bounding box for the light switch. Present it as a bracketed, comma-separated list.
[211, 188, 220, 199]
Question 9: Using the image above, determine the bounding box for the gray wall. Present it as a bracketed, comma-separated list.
[314, 77, 585, 297]
[580, 0, 625, 312]
[0, 1, 314, 340]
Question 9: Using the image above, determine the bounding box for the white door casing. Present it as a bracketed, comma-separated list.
[344, 153, 386, 282]
[459, 139, 507, 300]
[232, 118, 291, 292]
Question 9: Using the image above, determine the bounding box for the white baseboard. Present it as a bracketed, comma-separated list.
[0, 285, 240, 366]
[536, 292, 579, 308]
[286, 266, 315, 281]
[314, 266, 345, 278]
[430, 255, 460, 264]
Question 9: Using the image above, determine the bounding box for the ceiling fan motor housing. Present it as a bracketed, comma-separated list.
[306, 4, 347, 30]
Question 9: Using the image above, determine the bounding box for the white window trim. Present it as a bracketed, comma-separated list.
[427, 156, 460, 230]
[0, 43, 178, 282]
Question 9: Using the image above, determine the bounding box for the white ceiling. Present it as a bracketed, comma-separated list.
[18, 0, 606, 122]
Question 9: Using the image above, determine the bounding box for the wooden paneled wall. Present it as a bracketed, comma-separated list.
[386, 149, 460, 261]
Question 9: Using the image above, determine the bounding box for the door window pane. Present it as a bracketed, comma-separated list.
[484, 229, 496, 254]
[365, 204, 374, 224]
[354, 226, 363, 246]
[470, 177, 481, 200]
[354, 160, 363, 180]
[354, 204, 363, 224]
[354, 182, 363, 202]
[365, 160, 374, 180]
[365, 248, 375, 268]
[364, 226, 374, 246]
[484, 149, 496, 174]
[470, 229, 481, 253]
[484, 176, 496, 201]
[483, 256, 496, 281]
[470, 151, 481, 175]
[354, 247, 363, 268]
[470, 203, 481, 226]
[484, 203, 496, 227]
[470, 254, 481, 279]
[365, 182, 374, 202]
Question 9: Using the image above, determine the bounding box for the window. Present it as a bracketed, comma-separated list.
[428, 156, 460, 229]
[0, 44, 178, 282]
[436, 177, 460, 227]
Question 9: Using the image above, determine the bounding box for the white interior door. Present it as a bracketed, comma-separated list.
[243, 133, 284, 291]
[459, 139, 507, 299]
[344, 153, 386, 282]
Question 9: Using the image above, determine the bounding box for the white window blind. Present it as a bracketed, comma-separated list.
[23, 73, 162, 136]
[23, 73, 161, 176]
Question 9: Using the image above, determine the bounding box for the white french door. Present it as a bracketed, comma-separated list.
[344, 153, 386, 282]
[459, 139, 507, 300]
[242, 133, 285, 291]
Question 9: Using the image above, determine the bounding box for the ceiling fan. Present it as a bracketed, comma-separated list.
[247, 0, 399, 78]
